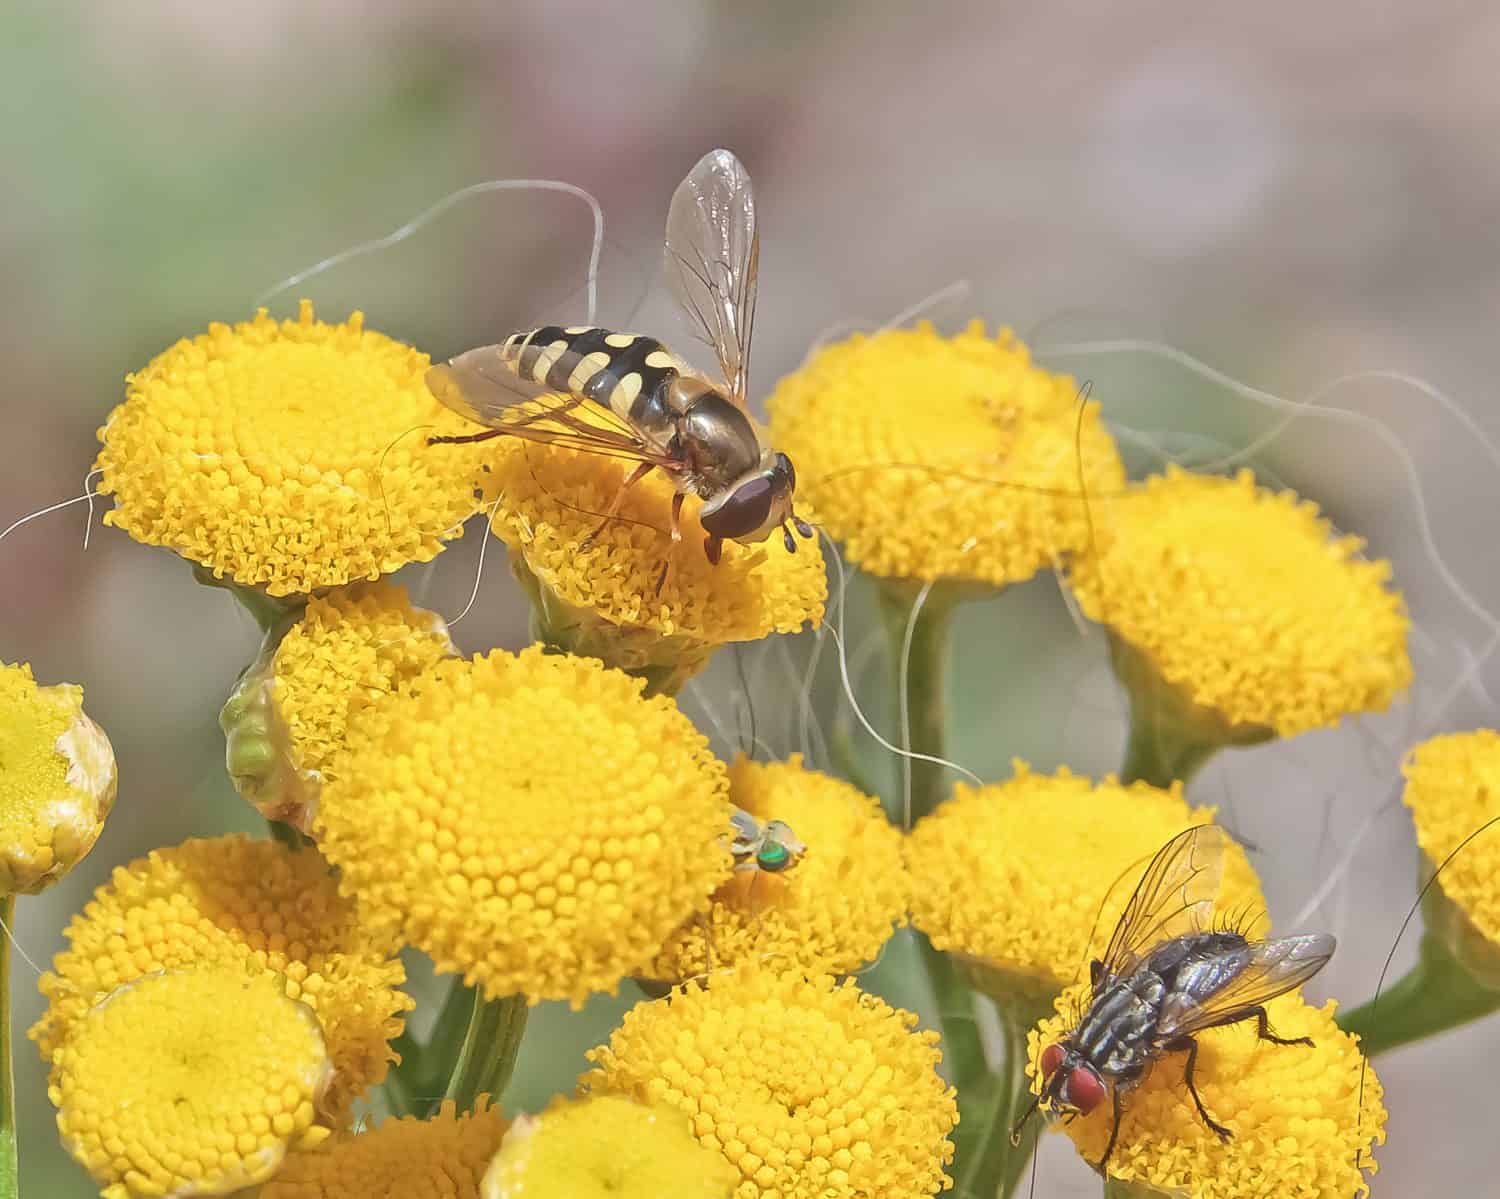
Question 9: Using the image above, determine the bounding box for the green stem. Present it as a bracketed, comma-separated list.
[1103, 1182, 1167, 1198]
[950, 995, 1052, 1199]
[874, 581, 958, 826]
[441, 990, 530, 1114]
[0, 895, 16, 1199]
[1119, 719, 1220, 791]
[190, 563, 306, 635]
[1337, 930, 1500, 1055]
[921, 937, 989, 1094]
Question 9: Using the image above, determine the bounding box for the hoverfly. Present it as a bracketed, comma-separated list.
[425, 149, 814, 582]
[1012, 824, 1335, 1175]
[728, 807, 806, 876]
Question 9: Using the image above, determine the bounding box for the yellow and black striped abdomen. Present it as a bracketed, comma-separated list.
[501, 325, 682, 428]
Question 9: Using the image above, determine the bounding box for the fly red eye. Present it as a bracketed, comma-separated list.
[1065, 1065, 1107, 1115]
[1040, 1043, 1065, 1080]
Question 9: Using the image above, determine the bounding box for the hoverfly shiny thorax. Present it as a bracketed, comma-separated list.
[728, 808, 806, 876]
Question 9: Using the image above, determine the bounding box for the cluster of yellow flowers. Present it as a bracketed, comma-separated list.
[9, 296, 1476, 1199]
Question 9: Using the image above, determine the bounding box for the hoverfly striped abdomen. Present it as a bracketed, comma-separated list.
[502, 325, 682, 434]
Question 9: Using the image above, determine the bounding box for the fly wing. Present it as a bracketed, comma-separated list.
[664, 148, 759, 409]
[427, 348, 678, 468]
[1156, 933, 1336, 1039]
[1098, 825, 1226, 988]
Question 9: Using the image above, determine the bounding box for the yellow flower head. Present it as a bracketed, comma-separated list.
[261, 1099, 508, 1199]
[0, 663, 115, 894]
[481, 1095, 735, 1199]
[221, 582, 456, 831]
[482, 421, 825, 651]
[95, 301, 490, 596]
[32, 835, 410, 1123]
[1068, 467, 1411, 738]
[1402, 730, 1500, 948]
[651, 755, 909, 981]
[905, 764, 1265, 986]
[1029, 988, 1385, 1197]
[583, 968, 958, 1199]
[315, 647, 733, 1006]
[765, 321, 1124, 586]
[51, 968, 335, 1199]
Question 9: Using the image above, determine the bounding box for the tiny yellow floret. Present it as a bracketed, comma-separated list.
[262, 1099, 508, 1199]
[1068, 467, 1411, 737]
[1402, 730, 1500, 945]
[1029, 988, 1385, 1197]
[32, 835, 410, 1123]
[315, 647, 733, 1006]
[484, 421, 825, 647]
[222, 581, 456, 830]
[651, 755, 909, 981]
[0, 662, 115, 894]
[906, 763, 1265, 985]
[95, 301, 490, 595]
[766, 321, 1124, 586]
[51, 969, 334, 1199]
[481, 1094, 735, 1199]
[584, 968, 957, 1199]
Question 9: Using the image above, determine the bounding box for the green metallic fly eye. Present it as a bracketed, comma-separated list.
[757, 841, 792, 872]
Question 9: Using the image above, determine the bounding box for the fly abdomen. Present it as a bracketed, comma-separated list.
[501, 325, 682, 432]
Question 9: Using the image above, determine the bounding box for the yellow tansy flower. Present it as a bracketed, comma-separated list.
[95, 300, 490, 596]
[51, 969, 334, 1199]
[583, 968, 958, 1199]
[261, 1099, 508, 1199]
[32, 835, 410, 1123]
[315, 647, 733, 1006]
[0, 662, 115, 894]
[650, 755, 909, 981]
[221, 581, 456, 831]
[905, 764, 1265, 988]
[481, 1095, 735, 1199]
[1401, 729, 1500, 947]
[483, 426, 825, 687]
[765, 321, 1124, 586]
[1029, 987, 1385, 1197]
[1068, 467, 1411, 739]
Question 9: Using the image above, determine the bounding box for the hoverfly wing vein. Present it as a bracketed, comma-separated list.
[665, 148, 759, 408]
[1099, 825, 1227, 986]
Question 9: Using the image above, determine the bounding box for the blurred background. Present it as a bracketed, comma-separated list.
[5, 1, 1500, 1193]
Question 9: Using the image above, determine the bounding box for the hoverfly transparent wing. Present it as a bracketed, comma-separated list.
[1097, 825, 1227, 988]
[1155, 933, 1336, 1039]
[427, 347, 678, 468]
[664, 148, 759, 409]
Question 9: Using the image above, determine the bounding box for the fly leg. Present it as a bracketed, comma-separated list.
[1091, 1086, 1125, 1175]
[1162, 1035, 1232, 1141]
[703, 533, 724, 565]
[581, 462, 656, 550]
[1245, 1005, 1315, 1048]
[654, 492, 686, 595]
[427, 428, 503, 446]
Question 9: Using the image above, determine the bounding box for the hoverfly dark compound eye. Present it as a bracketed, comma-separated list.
[701, 475, 775, 540]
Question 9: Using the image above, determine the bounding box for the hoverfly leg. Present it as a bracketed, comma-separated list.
[655, 493, 687, 596]
[1092, 1086, 1125, 1175]
[1163, 1034, 1232, 1141]
[581, 461, 656, 550]
[427, 428, 505, 446]
[703, 533, 723, 565]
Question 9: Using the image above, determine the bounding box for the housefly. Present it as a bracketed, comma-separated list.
[425, 149, 814, 584]
[1012, 824, 1335, 1174]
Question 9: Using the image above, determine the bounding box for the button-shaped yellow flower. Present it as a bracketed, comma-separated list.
[1068, 467, 1411, 739]
[906, 763, 1265, 988]
[650, 754, 909, 981]
[95, 300, 490, 596]
[766, 321, 1124, 586]
[261, 1099, 508, 1199]
[221, 581, 456, 831]
[484, 434, 825, 689]
[584, 968, 958, 1199]
[51, 968, 335, 1199]
[1029, 987, 1385, 1197]
[314, 646, 733, 1006]
[0, 662, 115, 894]
[32, 835, 410, 1123]
[481, 1095, 735, 1199]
